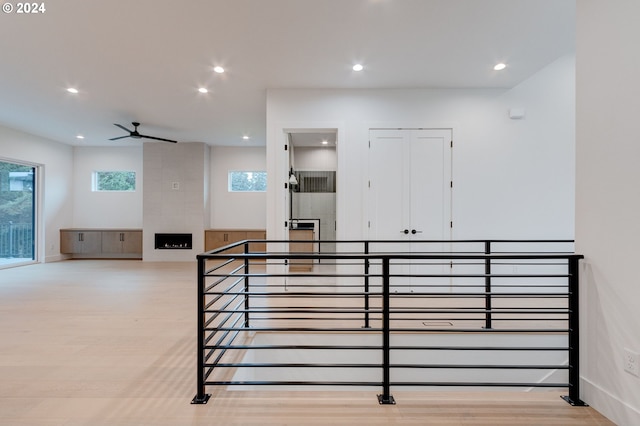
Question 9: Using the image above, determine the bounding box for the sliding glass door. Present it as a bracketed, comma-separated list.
[0, 159, 35, 267]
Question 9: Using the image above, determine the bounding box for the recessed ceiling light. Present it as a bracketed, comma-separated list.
[352, 64, 364, 72]
[493, 63, 507, 71]
[76, 135, 84, 140]
[213, 66, 225, 74]
[67, 87, 79, 94]
[242, 135, 250, 140]
[198, 87, 208, 93]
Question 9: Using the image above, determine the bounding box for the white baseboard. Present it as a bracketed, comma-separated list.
[582, 377, 640, 425]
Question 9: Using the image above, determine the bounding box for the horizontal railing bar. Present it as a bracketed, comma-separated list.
[205, 327, 568, 333]
[203, 257, 237, 274]
[207, 345, 382, 350]
[206, 327, 383, 332]
[206, 363, 568, 370]
[202, 380, 568, 388]
[199, 253, 583, 261]
[204, 381, 382, 387]
[206, 345, 569, 351]
[204, 291, 569, 297]
[389, 382, 569, 388]
[204, 272, 572, 278]
[206, 308, 569, 315]
[208, 363, 382, 368]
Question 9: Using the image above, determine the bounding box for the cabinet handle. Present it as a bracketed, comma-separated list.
[79, 232, 84, 242]
[120, 233, 124, 241]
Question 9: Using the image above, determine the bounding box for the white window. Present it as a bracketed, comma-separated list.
[93, 171, 136, 192]
[228, 171, 266, 192]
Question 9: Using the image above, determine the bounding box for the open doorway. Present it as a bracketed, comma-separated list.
[287, 129, 337, 254]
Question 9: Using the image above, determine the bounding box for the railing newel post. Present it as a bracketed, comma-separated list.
[244, 241, 250, 328]
[562, 255, 587, 406]
[363, 241, 370, 328]
[192, 255, 211, 404]
[377, 257, 395, 405]
[484, 241, 492, 329]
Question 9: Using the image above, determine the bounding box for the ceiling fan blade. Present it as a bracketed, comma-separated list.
[113, 123, 132, 133]
[139, 134, 178, 143]
[109, 135, 131, 141]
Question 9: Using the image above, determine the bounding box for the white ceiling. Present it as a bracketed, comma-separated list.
[0, 0, 575, 148]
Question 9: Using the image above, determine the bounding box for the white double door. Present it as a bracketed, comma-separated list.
[368, 129, 452, 293]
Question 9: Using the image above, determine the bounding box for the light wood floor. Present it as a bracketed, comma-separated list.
[0, 260, 613, 425]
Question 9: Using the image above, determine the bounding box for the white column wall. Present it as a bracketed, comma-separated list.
[576, 1, 640, 424]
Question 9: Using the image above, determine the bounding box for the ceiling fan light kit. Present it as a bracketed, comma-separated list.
[109, 122, 178, 143]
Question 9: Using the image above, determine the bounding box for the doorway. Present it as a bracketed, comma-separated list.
[287, 130, 337, 254]
[367, 128, 452, 292]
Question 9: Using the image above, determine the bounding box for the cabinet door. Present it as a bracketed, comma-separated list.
[61, 230, 101, 254]
[101, 231, 142, 254]
[79, 231, 102, 253]
[101, 231, 123, 253]
[60, 231, 77, 254]
[205, 231, 226, 251]
[121, 231, 142, 254]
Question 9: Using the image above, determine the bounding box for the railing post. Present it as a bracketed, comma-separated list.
[377, 257, 395, 405]
[244, 242, 250, 328]
[562, 256, 587, 406]
[484, 241, 492, 329]
[192, 256, 211, 404]
[8, 221, 14, 258]
[363, 241, 370, 328]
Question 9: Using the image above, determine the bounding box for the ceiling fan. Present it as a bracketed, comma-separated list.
[109, 122, 178, 143]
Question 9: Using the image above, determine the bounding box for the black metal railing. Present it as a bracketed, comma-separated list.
[192, 240, 585, 406]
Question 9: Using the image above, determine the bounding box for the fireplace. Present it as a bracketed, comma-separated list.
[154, 233, 193, 250]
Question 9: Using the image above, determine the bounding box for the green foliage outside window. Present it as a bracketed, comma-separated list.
[228, 171, 267, 192]
[94, 171, 136, 191]
[0, 161, 34, 223]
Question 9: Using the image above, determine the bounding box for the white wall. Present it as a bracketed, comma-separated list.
[0, 125, 73, 262]
[576, 1, 640, 424]
[266, 54, 576, 242]
[72, 146, 143, 228]
[210, 146, 266, 229]
[292, 146, 337, 170]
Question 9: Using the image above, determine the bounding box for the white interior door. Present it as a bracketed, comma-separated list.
[368, 129, 452, 292]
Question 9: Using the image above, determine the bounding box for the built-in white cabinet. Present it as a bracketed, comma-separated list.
[60, 229, 142, 258]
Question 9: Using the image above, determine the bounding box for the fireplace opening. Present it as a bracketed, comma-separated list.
[155, 233, 193, 250]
